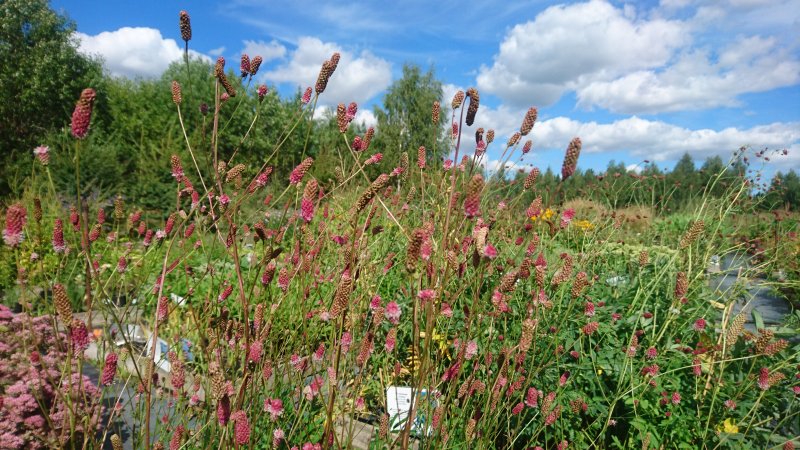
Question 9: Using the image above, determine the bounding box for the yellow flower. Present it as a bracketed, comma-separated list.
[574, 219, 595, 231]
[530, 208, 555, 222]
[596, 368, 603, 375]
[717, 418, 739, 434]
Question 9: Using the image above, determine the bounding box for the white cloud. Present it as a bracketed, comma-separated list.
[241, 39, 286, 62]
[533, 116, 800, 166]
[576, 36, 800, 113]
[309, 105, 376, 129]
[76, 27, 209, 78]
[477, 0, 688, 108]
[208, 46, 226, 57]
[354, 110, 377, 129]
[264, 36, 392, 106]
[477, 0, 800, 114]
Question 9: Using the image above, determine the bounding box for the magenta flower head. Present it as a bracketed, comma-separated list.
[257, 85, 268, 102]
[33, 145, 50, 165]
[240, 54, 251, 77]
[3, 203, 27, 247]
[289, 157, 314, 185]
[52, 218, 66, 253]
[232, 411, 251, 445]
[101, 352, 118, 386]
[302, 87, 312, 104]
[70, 88, 96, 139]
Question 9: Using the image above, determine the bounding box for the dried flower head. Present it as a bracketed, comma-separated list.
[240, 54, 251, 77]
[355, 173, 390, 212]
[225, 163, 246, 183]
[507, 132, 521, 147]
[315, 53, 340, 94]
[465, 87, 479, 126]
[179, 10, 192, 42]
[432, 101, 441, 124]
[171, 80, 181, 105]
[524, 168, 539, 190]
[452, 90, 465, 109]
[329, 270, 353, 318]
[520, 107, 538, 136]
[53, 283, 73, 324]
[522, 140, 532, 154]
[675, 272, 688, 299]
[486, 129, 495, 144]
[680, 220, 705, 249]
[250, 55, 263, 76]
[561, 137, 582, 181]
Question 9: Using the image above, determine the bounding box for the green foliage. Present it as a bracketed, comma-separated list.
[372, 64, 449, 171]
[0, 0, 103, 195]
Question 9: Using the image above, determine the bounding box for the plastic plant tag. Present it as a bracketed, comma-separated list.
[386, 386, 437, 435]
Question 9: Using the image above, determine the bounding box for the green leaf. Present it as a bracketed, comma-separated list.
[752, 309, 764, 330]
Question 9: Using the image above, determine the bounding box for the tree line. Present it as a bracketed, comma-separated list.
[1, 0, 797, 216]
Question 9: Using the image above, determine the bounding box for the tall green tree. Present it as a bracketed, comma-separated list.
[372, 64, 449, 171]
[0, 0, 103, 195]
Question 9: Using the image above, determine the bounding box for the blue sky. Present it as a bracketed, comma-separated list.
[53, 0, 800, 178]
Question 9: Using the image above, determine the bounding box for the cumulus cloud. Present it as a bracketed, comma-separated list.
[477, 0, 800, 114]
[241, 39, 286, 62]
[533, 116, 800, 165]
[576, 36, 800, 113]
[264, 36, 392, 106]
[477, 0, 688, 108]
[76, 27, 209, 78]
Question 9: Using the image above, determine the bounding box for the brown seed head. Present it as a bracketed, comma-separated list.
[452, 90, 465, 109]
[524, 167, 540, 190]
[329, 270, 353, 318]
[355, 174, 390, 212]
[406, 228, 426, 272]
[465, 88, 479, 126]
[53, 283, 73, 324]
[520, 107, 538, 136]
[114, 196, 126, 221]
[214, 57, 225, 78]
[467, 174, 485, 198]
[250, 56, 263, 76]
[725, 313, 746, 349]
[486, 129, 495, 144]
[679, 220, 705, 249]
[432, 101, 440, 124]
[303, 179, 318, 201]
[171, 80, 182, 105]
[674, 272, 688, 298]
[315, 60, 334, 95]
[561, 137, 582, 181]
[225, 164, 246, 183]
[179, 11, 192, 42]
[218, 71, 237, 97]
[111, 434, 123, 450]
[475, 128, 484, 144]
[507, 131, 521, 147]
[336, 103, 348, 133]
[639, 250, 649, 267]
[399, 152, 409, 180]
[329, 52, 340, 71]
[240, 54, 251, 77]
[33, 198, 42, 223]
